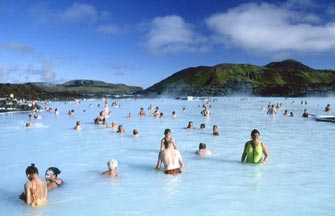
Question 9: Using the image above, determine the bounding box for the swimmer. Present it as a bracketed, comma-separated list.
[19, 164, 47, 207]
[302, 109, 309, 118]
[283, 110, 288, 115]
[45, 167, 63, 190]
[195, 143, 212, 156]
[213, 125, 220, 136]
[172, 111, 177, 118]
[74, 121, 82, 130]
[200, 123, 206, 130]
[289, 112, 295, 117]
[201, 105, 211, 117]
[133, 129, 140, 137]
[267, 105, 277, 115]
[152, 107, 159, 118]
[139, 107, 146, 117]
[94, 111, 106, 124]
[241, 129, 269, 164]
[325, 104, 332, 112]
[186, 121, 194, 129]
[117, 125, 125, 134]
[127, 113, 133, 119]
[102, 159, 118, 177]
[105, 121, 117, 130]
[160, 128, 177, 150]
[156, 140, 184, 174]
[26, 123, 32, 128]
[159, 112, 164, 119]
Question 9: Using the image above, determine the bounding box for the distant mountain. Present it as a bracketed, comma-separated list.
[37, 79, 143, 96]
[0, 80, 143, 100]
[143, 59, 335, 97]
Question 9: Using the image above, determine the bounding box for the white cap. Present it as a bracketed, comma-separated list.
[107, 159, 118, 170]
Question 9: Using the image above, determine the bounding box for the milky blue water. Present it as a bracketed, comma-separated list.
[0, 97, 334, 216]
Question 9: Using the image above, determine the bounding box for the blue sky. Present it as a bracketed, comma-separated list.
[0, 0, 334, 88]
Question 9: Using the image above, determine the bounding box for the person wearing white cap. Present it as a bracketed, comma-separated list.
[102, 159, 118, 177]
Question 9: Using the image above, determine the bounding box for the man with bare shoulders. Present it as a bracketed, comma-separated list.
[20, 164, 47, 207]
[160, 128, 177, 150]
[156, 140, 184, 174]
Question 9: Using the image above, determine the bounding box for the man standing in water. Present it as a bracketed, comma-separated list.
[156, 140, 184, 174]
[241, 129, 269, 164]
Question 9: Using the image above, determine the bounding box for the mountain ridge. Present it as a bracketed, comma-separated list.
[0, 59, 334, 99]
[142, 59, 335, 97]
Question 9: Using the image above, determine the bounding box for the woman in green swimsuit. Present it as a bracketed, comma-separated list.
[241, 129, 269, 164]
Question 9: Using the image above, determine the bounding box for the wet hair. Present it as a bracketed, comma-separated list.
[164, 140, 172, 148]
[45, 167, 61, 177]
[199, 143, 206, 149]
[251, 129, 260, 136]
[26, 163, 38, 175]
[164, 128, 171, 135]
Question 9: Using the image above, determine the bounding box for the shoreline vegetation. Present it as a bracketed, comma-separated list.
[0, 59, 334, 105]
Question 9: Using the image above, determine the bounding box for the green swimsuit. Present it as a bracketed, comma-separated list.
[245, 141, 263, 164]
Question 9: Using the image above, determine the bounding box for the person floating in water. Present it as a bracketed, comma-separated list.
[102, 159, 118, 177]
[20, 164, 47, 207]
[45, 167, 63, 190]
[195, 143, 212, 156]
[241, 129, 269, 165]
[156, 140, 184, 174]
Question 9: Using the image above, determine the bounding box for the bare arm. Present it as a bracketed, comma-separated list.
[178, 151, 184, 168]
[241, 143, 248, 162]
[172, 138, 177, 149]
[25, 183, 31, 205]
[155, 152, 162, 169]
[261, 142, 269, 163]
[160, 138, 164, 151]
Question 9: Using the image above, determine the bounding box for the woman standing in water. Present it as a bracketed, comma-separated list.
[20, 164, 47, 207]
[241, 129, 269, 164]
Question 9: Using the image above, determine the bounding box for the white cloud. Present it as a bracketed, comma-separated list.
[97, 24, 122, 34]
[29, 2, 98, 25]
[2, 42, 34, 54]
[205, 2, 335, 55]
[144, 15, 208, 55]
[60, 3, 98, 24]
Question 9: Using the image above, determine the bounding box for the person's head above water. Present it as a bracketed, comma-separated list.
[164, 128, 171, 135]
[45, 167, 61, 178]
[107, 159, 118, 170]
[251, 129, 260, 136]
[26, 163, 39, 180]
[199, 143, 207, 149]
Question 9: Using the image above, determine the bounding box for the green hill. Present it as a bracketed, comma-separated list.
[0, 80, 143, 100]
[143, 59, 335, 97]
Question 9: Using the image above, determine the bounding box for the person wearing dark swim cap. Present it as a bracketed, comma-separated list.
[45, 167, 63, 190]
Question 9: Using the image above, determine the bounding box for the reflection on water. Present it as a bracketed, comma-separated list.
[163, 175, 182, 197]
[0, 97, 334, 216]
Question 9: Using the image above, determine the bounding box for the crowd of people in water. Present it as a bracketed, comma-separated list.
[20, 98, 332, 207]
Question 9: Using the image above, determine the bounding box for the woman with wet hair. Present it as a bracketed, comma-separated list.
[45, 167, 63, 190]
[241, 129, 269, 164]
